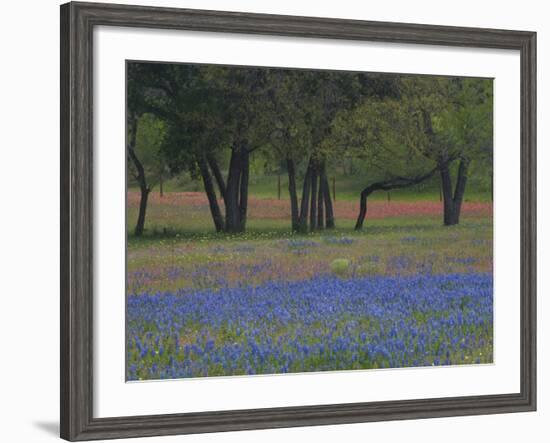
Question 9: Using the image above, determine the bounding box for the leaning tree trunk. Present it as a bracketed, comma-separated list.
[319, 162, 335, 229]
[197, 157, 225, 232]
[355, 168, 439, 231]
[207, 154, 227, 205]
[298, 159, 313, 233]
[354, 187, 373, 231]
[286, 158, 300, 231]
[135, 185, 150, 237]
[127, 114, 150, 237]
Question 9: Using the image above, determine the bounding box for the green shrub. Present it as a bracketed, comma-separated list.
[330, 258, 350, 277]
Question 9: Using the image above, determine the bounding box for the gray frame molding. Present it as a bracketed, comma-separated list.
[60, 2, 536, 441]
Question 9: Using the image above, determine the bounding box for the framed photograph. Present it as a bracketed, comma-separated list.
[60, 1, 536, 440]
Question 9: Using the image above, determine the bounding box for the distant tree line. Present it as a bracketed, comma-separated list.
[127, 62, 492, 236]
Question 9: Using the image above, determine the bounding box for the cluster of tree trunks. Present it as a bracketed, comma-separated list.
[197, 156, 224, 232]
[131, 142, 470, 236]
[198, 147, 251, 233]
[201, 153, 336, 234]
[421, 110, 471, 227]
[197, 153, 335, 236]
[130, 122, 470, 235]
[294, 158, 335, 233]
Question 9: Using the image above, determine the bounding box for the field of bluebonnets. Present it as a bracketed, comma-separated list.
[126, 191, 493, 381]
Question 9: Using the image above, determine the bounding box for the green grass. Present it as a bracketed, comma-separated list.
[127, 211, 492, 295]
[127, 210, 489, 244]
[132, 172, 492, 203]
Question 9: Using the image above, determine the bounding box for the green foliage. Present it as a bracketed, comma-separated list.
[401, 76, 493, 168]
[330, 258, 351, 277]
[128, 113, 168, 187]
[327, 93, 435, 181]
[324, 75, 492, 195]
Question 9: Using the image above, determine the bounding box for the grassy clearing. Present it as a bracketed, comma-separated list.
[127, 189, 492, 241]
[132, 171, 493, 203]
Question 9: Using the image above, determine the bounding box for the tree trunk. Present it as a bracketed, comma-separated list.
[287, 158, 299, 231]
[440, 161, 457, 226]
[224, 146, 250, 233]
[298, 159, 313, 233]
[440, 157, 469, 226]
[197, 157, 225, 232]
[127, 114, 150, 237]
[238, 149, 249, 232]
[135, 186, 150, 236]
[207, 154, 227, 204]
[225, 148, 243, 233]
[355, 167, 438, 231]
[452, 158, 470, 225]
[309, 163, 318, 231]
[320, 163, 335, 229]
[316, 161, 326, 229]
[355, 188, 372, 230]
[317, 175, 324, 230]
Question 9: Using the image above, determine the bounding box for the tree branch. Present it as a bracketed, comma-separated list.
[361, 165, 439, 197]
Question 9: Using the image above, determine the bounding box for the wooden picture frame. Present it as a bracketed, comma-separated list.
[60, 1, 536, 440]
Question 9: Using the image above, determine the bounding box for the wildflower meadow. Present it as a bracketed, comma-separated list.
[126, 192, 493, 381]
[126, 63, 493, 381]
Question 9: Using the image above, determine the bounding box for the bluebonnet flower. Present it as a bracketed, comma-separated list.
[126, 273, 493, 380]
